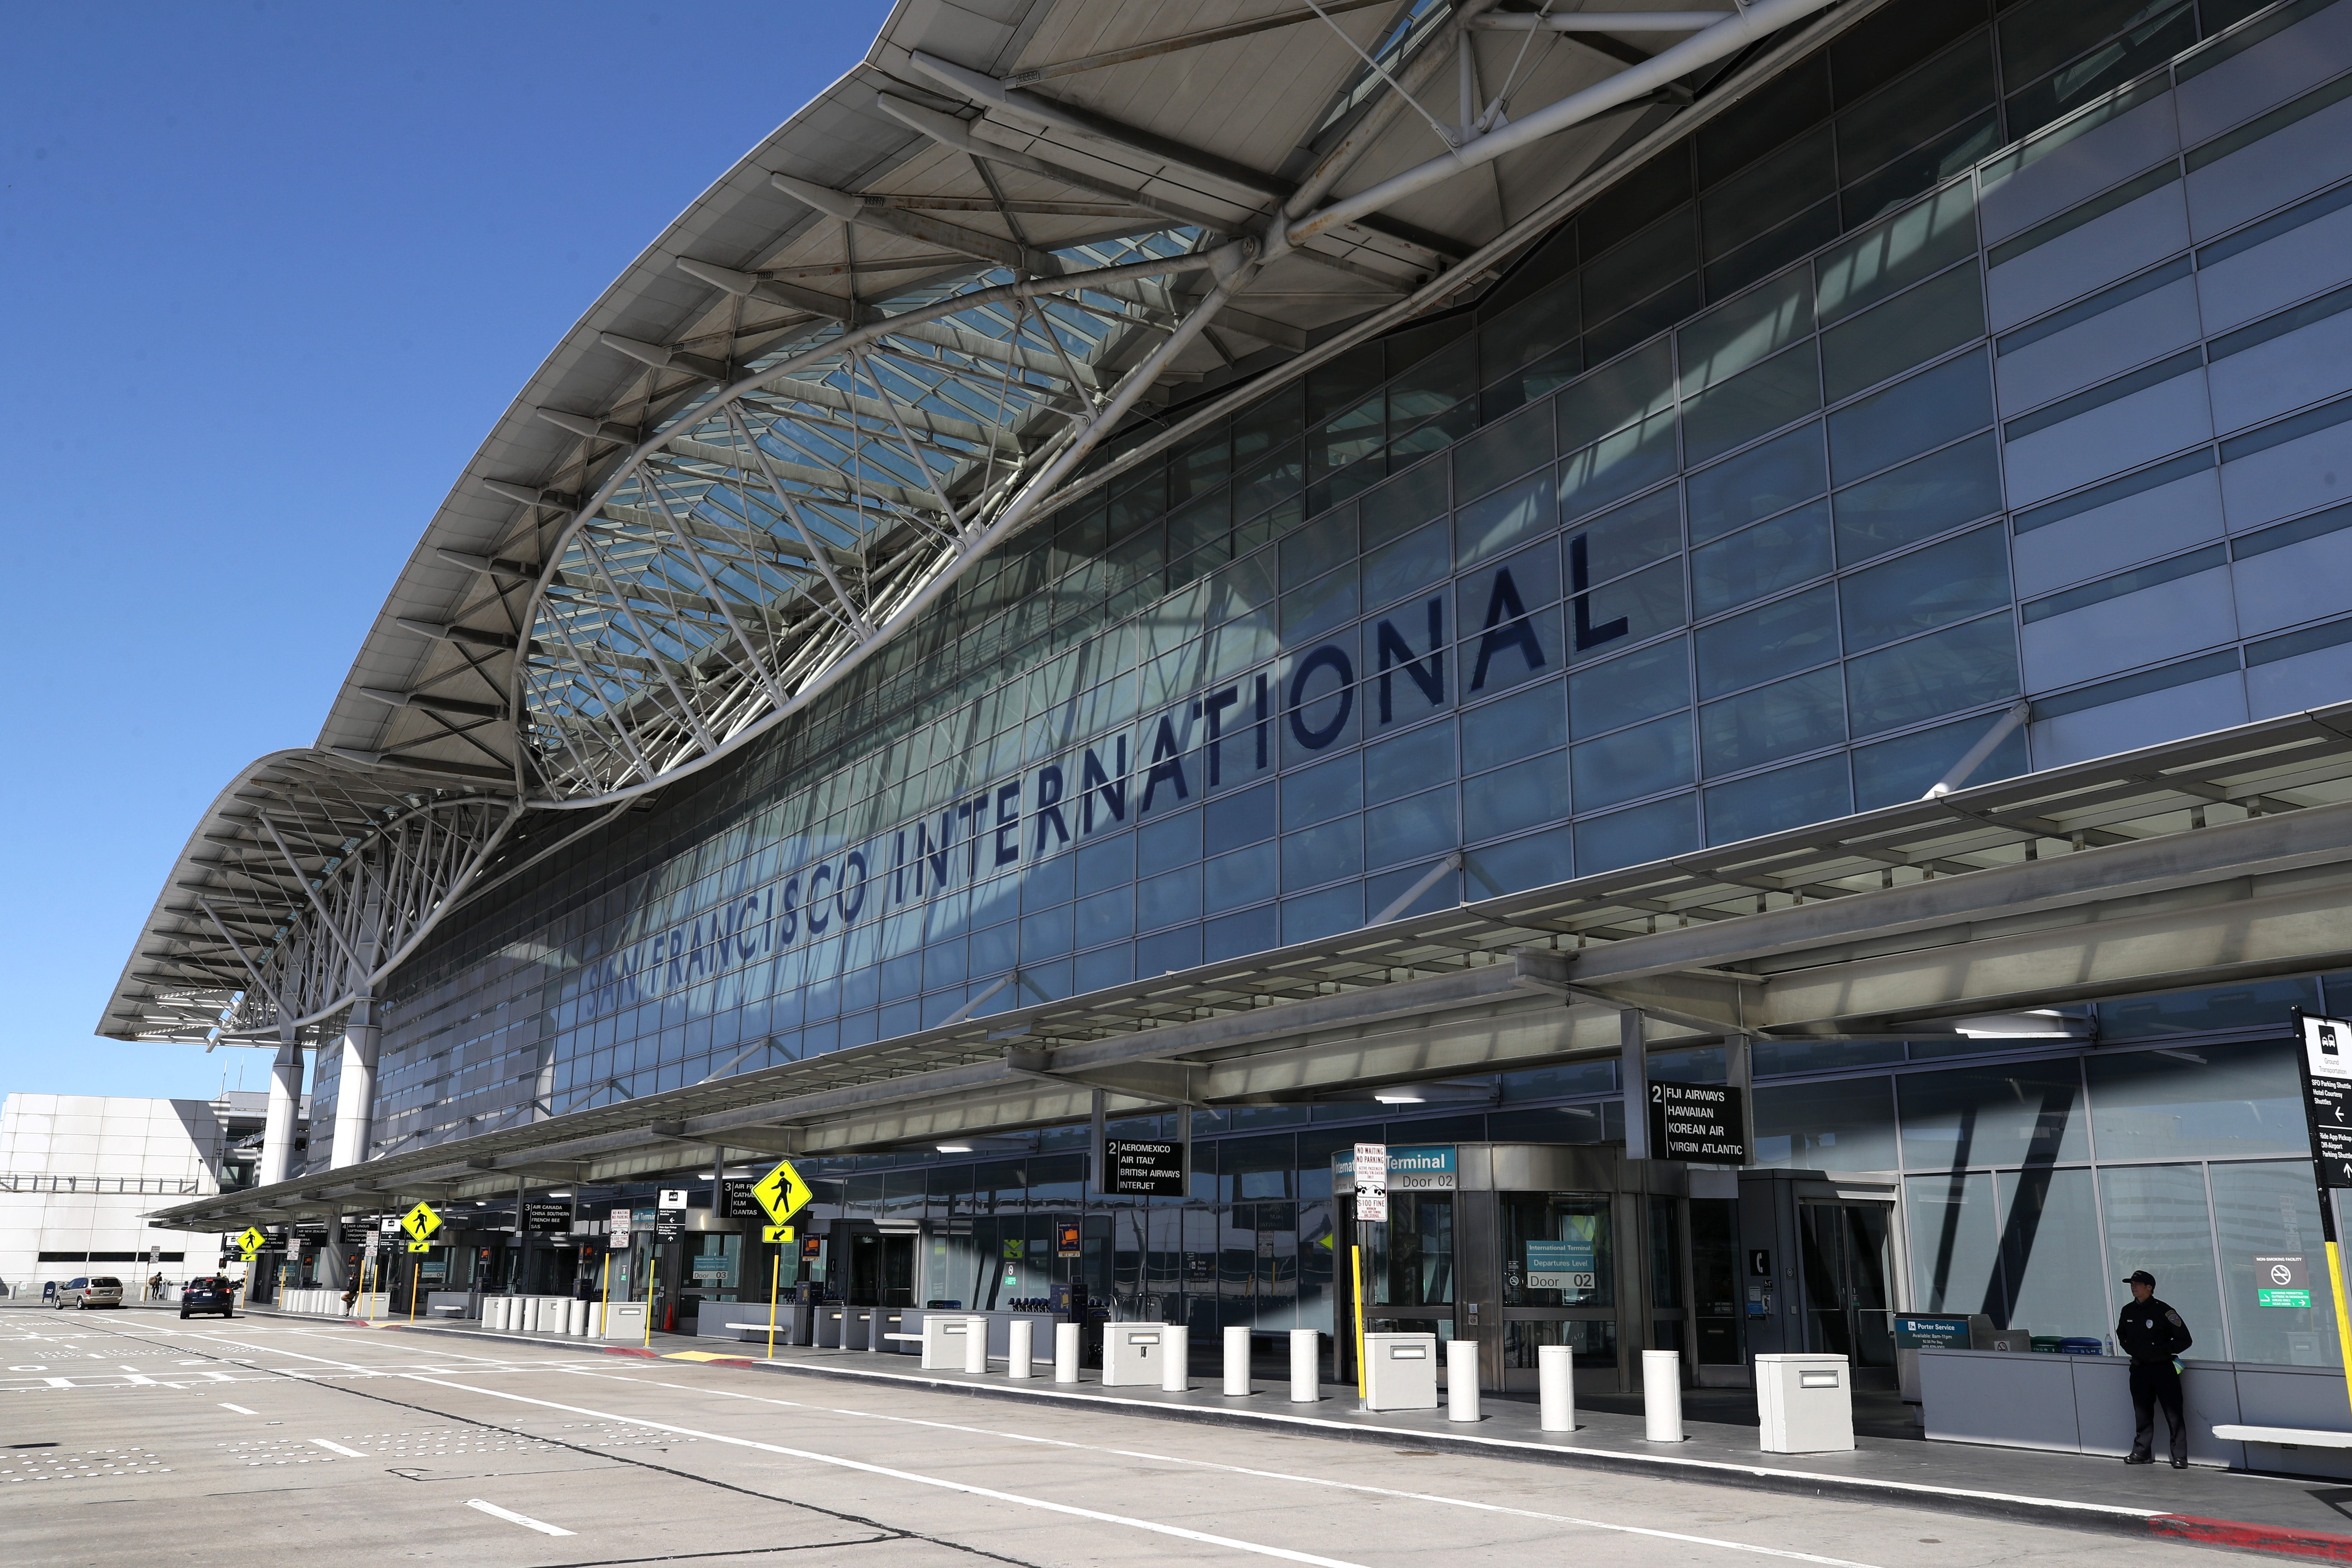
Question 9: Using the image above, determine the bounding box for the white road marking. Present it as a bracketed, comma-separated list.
[312, 1438, 367, 1458]
[465, 1498, 574, 1537]
[221, 1403, 258, 1414]
[405, 1374, 1366, 1568]
[589, 1371, 1885, 1568]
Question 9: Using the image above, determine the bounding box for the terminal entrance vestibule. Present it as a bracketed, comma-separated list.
[1340, 1143, 1906, 1393]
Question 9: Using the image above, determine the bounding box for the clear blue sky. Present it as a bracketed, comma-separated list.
[0, 2, 895, 1102]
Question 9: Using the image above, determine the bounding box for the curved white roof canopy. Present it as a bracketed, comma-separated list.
[104, 0, 1862, 1044]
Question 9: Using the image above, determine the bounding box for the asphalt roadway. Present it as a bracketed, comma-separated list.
[0, 1307, 2266, 1567]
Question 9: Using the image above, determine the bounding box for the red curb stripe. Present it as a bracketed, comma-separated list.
[601, 1346, 659, 1359]
[2151, 1514, 2352, 1560]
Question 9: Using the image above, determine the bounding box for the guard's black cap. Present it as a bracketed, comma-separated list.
[2122, 1270, 2156, 1286]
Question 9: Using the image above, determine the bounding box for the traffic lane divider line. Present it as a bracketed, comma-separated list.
[396, 1371, 1367, 1568]
[466, 1498, 573, 1537]
[220, 1403, 256, 1414]
[569, 1369, 1887, 1568]
[311, 1438, 367, 1458]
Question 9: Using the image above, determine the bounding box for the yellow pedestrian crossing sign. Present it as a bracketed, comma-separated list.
[750, 1159, 812, 1231]
[762, 1225, 795, 1246]
[237, 1227, 267, 1259]
[400, 1201, 442, 1243]
[407, 1240, 431, 1253]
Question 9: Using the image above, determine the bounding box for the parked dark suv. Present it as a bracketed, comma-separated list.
[179, 1277, 236, 1319]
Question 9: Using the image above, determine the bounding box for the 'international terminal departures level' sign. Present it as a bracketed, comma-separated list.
[1647, 1082, 1749, 1163]
[1106, 1139, 1185, 1196]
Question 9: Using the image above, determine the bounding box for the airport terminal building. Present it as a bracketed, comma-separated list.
[109, 0, 2352, 1392]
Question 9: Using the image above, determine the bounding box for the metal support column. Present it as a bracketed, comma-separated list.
[1620, 1009, 1649, 1160]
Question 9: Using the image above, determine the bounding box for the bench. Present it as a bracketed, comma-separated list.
[2213, 1425, 2352, 1448]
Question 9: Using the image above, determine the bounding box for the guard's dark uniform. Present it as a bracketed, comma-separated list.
[2115, 1296, 2194, 1464]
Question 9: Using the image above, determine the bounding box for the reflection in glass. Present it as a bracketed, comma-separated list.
[1502, 1193, 1613, 1306]
[2100, 1163, 2222, 1358]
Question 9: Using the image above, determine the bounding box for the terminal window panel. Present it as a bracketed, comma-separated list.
[366, 2, 2352, 1159]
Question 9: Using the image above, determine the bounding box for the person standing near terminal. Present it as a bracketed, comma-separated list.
[2116, 1270, 2194, 1467]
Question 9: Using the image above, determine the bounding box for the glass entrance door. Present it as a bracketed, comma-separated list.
[1799, 1202, 1895, 1373]
[1498, 1192, 1616, 1391]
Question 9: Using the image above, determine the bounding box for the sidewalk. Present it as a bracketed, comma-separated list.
[356, 1316, 2352, 1559]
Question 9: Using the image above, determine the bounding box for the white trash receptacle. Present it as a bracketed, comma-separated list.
[1363, 1332, 1440, 1411]
[603, 1301, 647, 1341]
[922, 1314, 974, 1370]
[1102, 1323, 1171, 1386]
[1755, 1354, 1855, 1453]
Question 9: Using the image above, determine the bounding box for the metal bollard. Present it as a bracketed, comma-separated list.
[1161, 1324, 1189, 1392]
[1289, 1328, 1320, 1402]
[1447, 1338, 1480, 1423]
[1222, 1326, 1250, 1395]
[964, 1316, 988, 1375]
[1643, 1349, 1684, 1442]
[1009, 1319, 1034, 1379]
[1538, 1343, 1576, 1432]
[1055, 1320, 1081, 1383]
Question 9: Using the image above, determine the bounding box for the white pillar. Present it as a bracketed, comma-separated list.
[1222, 1326, 1250, 1396]
[1447, 1338, 1481, 1422]
[1161, 1324, 1189, 1392]
[1643, 1349, 1684, 1442]
[1539, 1343, 1576, 1432]
[326, 994, 381, 1169]
[868, 1307, 885, 1354]
[1055, 1320, 1081, 1383]
[964, 1316, 989, 1374]
[327, 897, 385, 1171]
[1009, 1320, 1034, 1378]
[260, 1026, 306, 1187]
[1289, 1329, 1320, 1402]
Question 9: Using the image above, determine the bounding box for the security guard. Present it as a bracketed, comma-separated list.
[2114, 1270, 2194, 1467]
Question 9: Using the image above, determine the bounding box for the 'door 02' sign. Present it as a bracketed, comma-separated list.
[563, 560, 1561, 1016]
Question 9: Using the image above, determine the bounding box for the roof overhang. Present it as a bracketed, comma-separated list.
[104, 0, 1893, 1044]
[147, 698, 2352, 1230]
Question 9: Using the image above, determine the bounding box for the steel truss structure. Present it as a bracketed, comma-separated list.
[107, 0, 1857, 1057]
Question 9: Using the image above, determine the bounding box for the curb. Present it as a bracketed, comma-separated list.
[2152, 1515, 2352, 1562]
[713, 1354, 2352, 1559]
[345, 1319, 2352, 1559]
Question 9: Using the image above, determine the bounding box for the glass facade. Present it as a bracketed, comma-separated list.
[302, 0, 2352, 1365]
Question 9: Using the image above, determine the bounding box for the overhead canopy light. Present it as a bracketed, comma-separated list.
[1947, 1009, 2094, 1040]
[933, 1135, 1035, 1154]
[1369, 1080, 1496, 1105]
